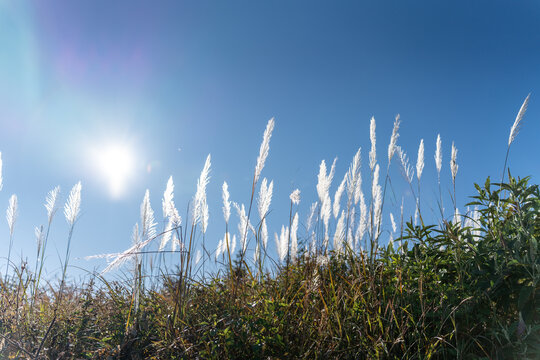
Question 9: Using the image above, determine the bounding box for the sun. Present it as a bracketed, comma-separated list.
[90, 142, 136, 198]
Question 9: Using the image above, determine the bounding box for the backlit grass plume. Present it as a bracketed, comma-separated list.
[387, 114, 400, 166]
[254, 118, 275, 184]
[451, 142, 458, 185]
[258, 178, 273, 249]
[503, 93, 531, 182]
[333, 174, 346, 219]
[508, 93, 530, 147]
[416, 139, 424, 182]
[64, 181, 81, 226]
[222, 181, 231, 223]
[193, 154, 211, 233]
[369, 117, 377, 171]
[6, 194, 17, 236]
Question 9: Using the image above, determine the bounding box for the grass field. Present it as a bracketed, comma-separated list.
[0, 96, 538, 359]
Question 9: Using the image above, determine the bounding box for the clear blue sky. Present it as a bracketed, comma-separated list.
[0, 1, 539, 279]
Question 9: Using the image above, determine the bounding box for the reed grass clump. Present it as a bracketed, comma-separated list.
[0, 95, 538, 359]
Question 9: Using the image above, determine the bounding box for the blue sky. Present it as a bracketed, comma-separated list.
[0, 1, 539, 279]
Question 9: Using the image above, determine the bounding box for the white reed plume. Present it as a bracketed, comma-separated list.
[414, 202, 419, 226]
[390, 213, 397, 233]
[450, 142, 458, 185]
[306, 201, 318, 232]
[346, 148, 362, 206]
[64, 182, 82, 226]
[333, 174, 347, 219]
[261, 220, 269, 250]
[316, 158, 337, 203]
[234, 202, 255, 253]
[317, 158, 336, 245]
[258, 178, 273, 249]
[140, 189, 157, 241]
[372, 164, 380, 201]
[396, 146, 414, 185]
[6, 194, 17, 236]
[333, 210, 346, 254]
[508, 94, 530, 146]
[45, 186, 60, 224]
[347, 207, 355, 250]
[289, 188, 301, 205]
[193, 154, 211, 232]
[222, 181, 231, 223]
[388, 114, 400, 164]
[321, 196, 331, 247]
[435, 134, 442, 176]
[369, 117, 377, 171]
[275, 225, 289, 263]
[254, 118, 275, 184]
[202, 201, 209, 234]
[416, 139, 424, 182]
[162, 176, 181, 228]
[162, 176, 174, 218]
[254, 242, 260, 264]
[290, 212, 299, 260]
[355, 192, 367, 250]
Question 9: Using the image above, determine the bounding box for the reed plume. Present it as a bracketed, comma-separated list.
[333, 174, 346, 219]
[450, 142, 458, 185]
[275, 225, 289, 263]
[369, 117, 376, 171]
[64, 181, 82, 226]
[416, 139, 424, 182]
[6, 194, 17, 236]
[290, 212, 299, 260]
[258, 178, 273, 249]
[387, 114, 400, 165]
[222, 181, 231, 223]
[434, 134, 442, 176]
[333, 210, 346, 253]
[254, 118, 275, 184]
[508, 93, 530, 147]
[289, 188, 300, 205]
[193, 154, 211, 233]
[503, 94, 531, 183]
[140, 189, 156, 241]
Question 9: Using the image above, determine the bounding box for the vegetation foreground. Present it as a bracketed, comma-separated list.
[0, 96, 539, 359]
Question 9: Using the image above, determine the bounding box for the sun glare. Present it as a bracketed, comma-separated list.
[91, 142, 136, 198]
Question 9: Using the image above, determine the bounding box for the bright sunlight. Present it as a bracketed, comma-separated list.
[89, 142, 136, 198]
